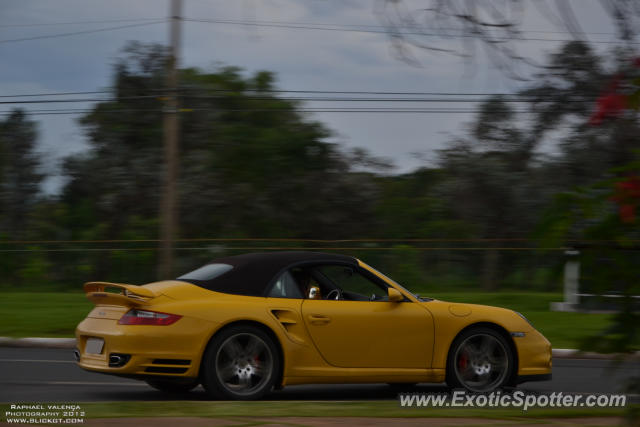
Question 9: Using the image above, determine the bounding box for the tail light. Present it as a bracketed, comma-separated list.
[118, 309, 182, 325]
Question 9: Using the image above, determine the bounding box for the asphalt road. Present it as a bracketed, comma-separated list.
[1, 347, 638, 402]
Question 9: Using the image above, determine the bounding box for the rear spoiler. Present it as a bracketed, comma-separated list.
[83, 281, 157, 307]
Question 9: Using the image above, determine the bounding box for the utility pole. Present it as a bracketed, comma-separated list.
[159, 0, 182, 279]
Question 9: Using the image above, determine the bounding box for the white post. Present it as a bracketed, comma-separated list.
[564, 250, 580, 307]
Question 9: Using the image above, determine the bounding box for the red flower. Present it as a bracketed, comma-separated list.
[618, 204, 636, 223]
[589, 93, 627, 126]
[611, 176, 640, 223]
[618, 176, 640, 198]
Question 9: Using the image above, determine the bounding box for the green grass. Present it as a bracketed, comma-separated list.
[428, 292, 612, 349]
[0, 401, 628, 420]
[0, 291, 612, 349]
[0, 292, 91, 337]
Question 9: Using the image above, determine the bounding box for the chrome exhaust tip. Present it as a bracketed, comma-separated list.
[108, 353, 131, 368]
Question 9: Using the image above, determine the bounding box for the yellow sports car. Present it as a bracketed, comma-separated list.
[75, 251, 551, 399]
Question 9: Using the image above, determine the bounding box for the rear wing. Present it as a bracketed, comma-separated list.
[83, 281, 157, 307]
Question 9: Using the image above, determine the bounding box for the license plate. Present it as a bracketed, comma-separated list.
[85, 338, 104, 354]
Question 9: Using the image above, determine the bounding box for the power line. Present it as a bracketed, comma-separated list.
[0, 20, 166, 44]
[0, 88, 603, 98]
[0, 246, 567, 252]
[188, 95, 592, 103]
[0, 15, 623, 37]
[0, 15, 632, 46]
[0, 91, 111, 98]
[184, 17, 639, 45]
[0, 237, 620, 244]
[0, 18, 164, 28]
[0, 96, 159, 104]
[0, 108, 570, 116]
[251, 89, 592, 96]
[202, 19, 620, 37]
[0, 95, 595, 105]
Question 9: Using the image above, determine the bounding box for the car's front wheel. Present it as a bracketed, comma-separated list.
[201, 325, 280, 400]
[446, 327, 514, 393]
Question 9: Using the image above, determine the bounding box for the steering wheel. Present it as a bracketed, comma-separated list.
[325, 289, 342, 300]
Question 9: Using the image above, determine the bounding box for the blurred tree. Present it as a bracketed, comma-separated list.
[538, 55, 640, 423]
[430, 41, 637, 290]
[0, 110, 43, 239]
[8, 39, 633, 296]
[0, 109, 44, 286]
[435, 95, 549, 289]
[372, 168, 473, 289]
[176, 67, 381, 241]
[60, 43, 383, 281]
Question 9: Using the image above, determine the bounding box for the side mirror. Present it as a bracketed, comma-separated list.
[388, 287, 404, 302]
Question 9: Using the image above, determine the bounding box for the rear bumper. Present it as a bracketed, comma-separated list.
[75, 315, 216, 378]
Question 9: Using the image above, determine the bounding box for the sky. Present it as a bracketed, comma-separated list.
[0, 0, 620, 193]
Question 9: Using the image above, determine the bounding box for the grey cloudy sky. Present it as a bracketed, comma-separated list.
[0, 0, 617, 192]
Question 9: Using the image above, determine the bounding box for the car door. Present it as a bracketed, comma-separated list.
[301, 264, 434, 369]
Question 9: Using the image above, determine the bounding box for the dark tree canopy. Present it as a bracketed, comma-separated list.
[0, 110, 43, 239]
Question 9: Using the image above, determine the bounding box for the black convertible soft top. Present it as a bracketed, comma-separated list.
[178, 251, 357, 296]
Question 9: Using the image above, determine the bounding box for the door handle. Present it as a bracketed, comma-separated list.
[308, 314, 331, 324]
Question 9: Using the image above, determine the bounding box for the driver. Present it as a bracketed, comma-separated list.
[291, 269, 321, 299]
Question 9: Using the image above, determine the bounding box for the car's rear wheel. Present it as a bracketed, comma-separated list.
[201, 325, 280, 400]
[145, 378, 199, 393]
[446, 327, 514, 393]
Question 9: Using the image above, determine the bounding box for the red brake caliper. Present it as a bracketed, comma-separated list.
[458, 352, 468, 370]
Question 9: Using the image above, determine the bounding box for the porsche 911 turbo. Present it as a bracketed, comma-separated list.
[75, 251, 551, 399]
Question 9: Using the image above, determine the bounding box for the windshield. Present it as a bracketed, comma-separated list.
[359, 262, 430, 301]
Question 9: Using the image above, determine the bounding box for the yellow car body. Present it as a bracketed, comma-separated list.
[75, 252, 551, 399]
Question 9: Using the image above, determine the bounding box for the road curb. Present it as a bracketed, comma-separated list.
[0, 337, 638, 359]
[552, 348, 640, 360]
[0, 337, 76, 349]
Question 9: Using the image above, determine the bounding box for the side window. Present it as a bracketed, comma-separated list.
[316, 265, 389, 301]
[268, 270, 303, 299]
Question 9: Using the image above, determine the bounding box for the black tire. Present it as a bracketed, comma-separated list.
[200, 325, 280, 400]
[145, 378, 199, 393]
[446, 326, 514, 393]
